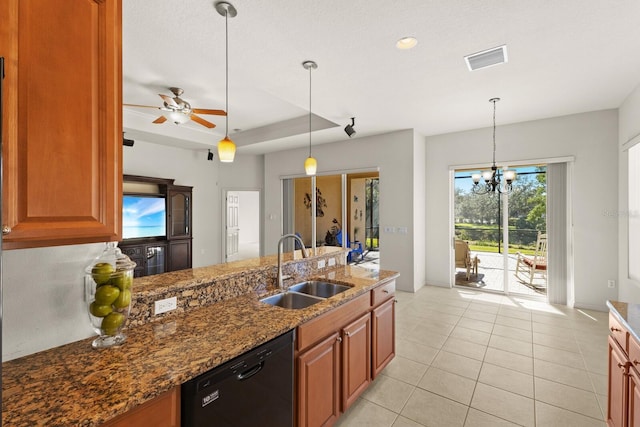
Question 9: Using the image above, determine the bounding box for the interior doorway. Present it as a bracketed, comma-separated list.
[224, 190, 260, 263]
[452, 165, 547, 297]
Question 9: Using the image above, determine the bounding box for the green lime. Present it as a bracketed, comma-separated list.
[113, 289, 131, 309]
[101, 312, 125, 335]
[91, 262, 114, 285]
[89, 302, 113, 317]
[94, 285, 120, 306]
[111, 273, 132, 291]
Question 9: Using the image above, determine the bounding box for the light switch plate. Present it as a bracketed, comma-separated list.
[155, 297, 177, 315]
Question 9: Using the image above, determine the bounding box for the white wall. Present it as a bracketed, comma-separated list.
[618, 82, 640, 302]
[264, 129, 424, 292]
[426, 110, 619, 310]
[2, 140, 264, 361]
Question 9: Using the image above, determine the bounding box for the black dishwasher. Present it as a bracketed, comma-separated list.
[182, 330, 294, 427]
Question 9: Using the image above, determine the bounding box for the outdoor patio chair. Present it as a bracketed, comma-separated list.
[455, 239, 479, 280]
[336, 230, 364, 263]
[515, 232, 547, 287]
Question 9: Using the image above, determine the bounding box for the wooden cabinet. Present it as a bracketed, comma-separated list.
[120, 176, 192, 276]
[1, 0, 122, 250]
[607, 312, 640, 427]
[372, 297, 395, 378]
[296, 280, 396, 427]
[102, 387, 180, 427]
[297, 333, 341, 427]
[341, 313, 371, 410]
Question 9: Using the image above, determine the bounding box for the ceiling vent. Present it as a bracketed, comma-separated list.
[464, 45, 508, 71]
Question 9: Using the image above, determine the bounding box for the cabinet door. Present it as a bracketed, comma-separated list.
[631, 367, 640, 427]
[168, 240, 191, 271]
[609, 336, 629, 427]
[372, 298, 396, 379]
[168, 189, 191, 239]
[297, 332, 340, 427]
[342, 312, 371, 411]
[102, 387, 180, 427]
[1, 0, 122, 249]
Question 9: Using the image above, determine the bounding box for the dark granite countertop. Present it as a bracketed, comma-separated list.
[607, 300, 640, 343]
[1, 259, 398, 427]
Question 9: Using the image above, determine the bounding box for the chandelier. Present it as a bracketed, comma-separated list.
[471, 98, 516, 195]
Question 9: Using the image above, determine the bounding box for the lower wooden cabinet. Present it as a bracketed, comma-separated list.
[296, 280, 396, 427]
[607, 312, 640, 427]
[102, 387, 180, 427]
[372, 297, 395, 378]
[609, 335, 629, 427]
[341, 313, 371, 410]
[297, 333, 341, 427]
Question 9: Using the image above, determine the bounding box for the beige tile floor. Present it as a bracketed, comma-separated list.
[334, 285, 609, 427]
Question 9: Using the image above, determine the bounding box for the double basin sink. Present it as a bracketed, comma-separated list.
[260, 281, 352, 309]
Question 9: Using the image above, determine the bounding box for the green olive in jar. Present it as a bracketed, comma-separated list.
[94, 285, 120, 306]
[113, 289, 131, 309]
[101, 312, 125, 336]
[91, 262, 114, 286]
[89, 302, 112, 317]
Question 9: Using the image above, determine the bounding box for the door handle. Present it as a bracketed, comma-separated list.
[237, 362, 264, 381]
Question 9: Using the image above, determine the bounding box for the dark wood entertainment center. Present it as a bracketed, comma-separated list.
[119, 175, 192, 277]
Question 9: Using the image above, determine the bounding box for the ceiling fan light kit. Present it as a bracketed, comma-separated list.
[216, 1, 237, 163]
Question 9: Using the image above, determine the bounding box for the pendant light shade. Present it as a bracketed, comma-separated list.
[303, 60, 318, 175]
[217, 136, 236, 162]
[304, 156, 317, 175]
[215, 2, 237, 163]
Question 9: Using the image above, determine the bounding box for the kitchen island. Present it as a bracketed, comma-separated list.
[2, 247, 398, 426]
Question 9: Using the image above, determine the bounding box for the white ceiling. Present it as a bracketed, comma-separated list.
[122, 0, 640, 155]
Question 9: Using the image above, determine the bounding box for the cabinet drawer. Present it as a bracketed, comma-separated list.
[610, 313, 629, 354]
[371, 280, 395, 307]
[297, 293, 370, 353]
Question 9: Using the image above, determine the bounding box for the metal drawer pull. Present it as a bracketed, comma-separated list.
[2, 225, 10, 235]
[611, 327, 622, 332]
[382, 289, 389, 294]
[336, 336, 342, 343]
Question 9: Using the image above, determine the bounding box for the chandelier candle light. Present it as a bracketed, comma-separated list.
[216, 1, 237, 163]
[303, 60, 318, 175]
[471, 98, 516, 195]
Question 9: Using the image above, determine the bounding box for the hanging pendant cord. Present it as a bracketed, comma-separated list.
[308, 66, 312, 157]
[492, 99, 497, 167]
[224, 10, 229, 138]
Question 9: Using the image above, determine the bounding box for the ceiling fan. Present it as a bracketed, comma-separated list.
[124, 87, 226, 129]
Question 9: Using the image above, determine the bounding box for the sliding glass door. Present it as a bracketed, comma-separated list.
[453, 165, 547, 296]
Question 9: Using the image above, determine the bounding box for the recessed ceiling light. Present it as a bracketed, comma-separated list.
[396, 37, 418, 50]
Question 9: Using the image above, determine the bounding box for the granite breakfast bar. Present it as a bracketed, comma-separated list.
[2, 247, 399, 426]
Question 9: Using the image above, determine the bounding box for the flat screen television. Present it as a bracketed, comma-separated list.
[122, 195, 167, 239]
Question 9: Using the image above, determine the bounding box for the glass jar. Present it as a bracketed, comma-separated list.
[85, 242, 136, 349]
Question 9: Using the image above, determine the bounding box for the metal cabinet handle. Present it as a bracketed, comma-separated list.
[345, 331, 351, 337]
[383, 289, 389, 294]
[2, 225, 10, 235]
[336, 336, 342, 343]
[634, 360, 640, 366]
[611, 327, 622, 332]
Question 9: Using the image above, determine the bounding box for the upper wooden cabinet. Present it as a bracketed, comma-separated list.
[1, 0, 123, 249]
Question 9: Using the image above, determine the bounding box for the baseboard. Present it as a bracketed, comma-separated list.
[572, 301, 608, 312]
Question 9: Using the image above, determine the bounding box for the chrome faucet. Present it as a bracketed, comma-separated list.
[277, 234, 309, 289]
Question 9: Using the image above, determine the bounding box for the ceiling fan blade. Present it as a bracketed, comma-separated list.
[192, 108, 227, 116]
[190, 114, 216, 129]
[159, 94, 179, 108]
[152, 116, 167, 124]
[123, 103, 160, 109]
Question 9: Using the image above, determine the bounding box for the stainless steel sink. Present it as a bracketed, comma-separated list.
[260, 292, 324, 309]
[288, 281, 352, 298]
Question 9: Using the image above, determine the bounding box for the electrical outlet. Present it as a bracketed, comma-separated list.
[384, 226, 396, 233]
[328, 258, 336, 267]
[155, 297, 177, 315]
[608, 280, 616, 289]
[317, 259, 326, 269]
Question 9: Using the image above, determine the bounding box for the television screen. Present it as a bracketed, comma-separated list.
[122, 195, 166, 239]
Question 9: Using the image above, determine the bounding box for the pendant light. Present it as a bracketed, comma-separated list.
[471, 98, 516, 195]
[215, 2, 237, 163]
[303, 60, 318, 175]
